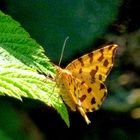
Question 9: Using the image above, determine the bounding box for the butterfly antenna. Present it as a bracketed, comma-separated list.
[58, 36, 69, 66]
[50, 36, 69, 99]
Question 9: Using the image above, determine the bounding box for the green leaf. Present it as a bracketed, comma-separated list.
[0, 11, 70, 127]
[0, 129, 12, 140]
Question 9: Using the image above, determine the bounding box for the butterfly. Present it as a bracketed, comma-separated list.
[56, 44, 118, 124]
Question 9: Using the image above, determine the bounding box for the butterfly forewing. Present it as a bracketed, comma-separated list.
[66, 44, 118, 82]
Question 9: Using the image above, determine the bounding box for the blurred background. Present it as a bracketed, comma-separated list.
[0, 0, 140, 140]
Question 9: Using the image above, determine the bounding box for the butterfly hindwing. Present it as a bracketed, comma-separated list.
[77, 78, 107, 112]
[57, 68, 107, 124]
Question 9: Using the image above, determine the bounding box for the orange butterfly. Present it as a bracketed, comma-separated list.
[56, 44, 118, 124]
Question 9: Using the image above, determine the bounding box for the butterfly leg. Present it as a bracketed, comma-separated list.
[76, 85, 91, 124]
[72, 80, 91, 124]
[77, 102, 91, 124]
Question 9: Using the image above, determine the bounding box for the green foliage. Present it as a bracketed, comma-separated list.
[0, 11, 69, 127]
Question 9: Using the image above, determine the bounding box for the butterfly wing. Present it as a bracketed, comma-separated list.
[76, 78, 107, 124]
[66, 44, 118, 82]
[56, 68, 78, 112]
[57, 68, 107, 124]
[77, 79, 107, 113]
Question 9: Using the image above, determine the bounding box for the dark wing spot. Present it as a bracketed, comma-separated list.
[103, 59, 109, 67]
[79, 94, 87, 102]
[90, 69, 96, 78]
[79, 68, 82, 74]
[74, 86, 76, 91]
[91, 97, 96, 104]
[70, 78, 73, 83]
[87, 87, 92, 93]
[90, 66, 98, 78]
[100, 83, 105, 90]
[92, 108, 95, 111]
[97, 104, 101, 108]
[108, 45, 113, 50]
[99, 74, 102, 80]
[78, 57, 84, 66]
[88, 52, 93, 63]
[81, 81, 85, 85]
[98, 50, 104, 61]
[101, 91, 107, 102]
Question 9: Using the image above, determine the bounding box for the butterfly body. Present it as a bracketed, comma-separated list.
[56, 44, 118, 124]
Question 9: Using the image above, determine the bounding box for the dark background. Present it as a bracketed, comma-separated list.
[0, 0, 140, 140]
